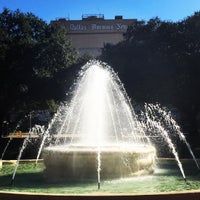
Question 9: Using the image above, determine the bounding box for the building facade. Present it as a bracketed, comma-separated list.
[51, 14, 136, 57]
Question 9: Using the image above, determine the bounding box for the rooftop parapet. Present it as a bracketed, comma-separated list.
[82, 14, 104, 21]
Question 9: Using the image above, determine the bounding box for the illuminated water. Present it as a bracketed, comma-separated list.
[39, 60, 156, 183]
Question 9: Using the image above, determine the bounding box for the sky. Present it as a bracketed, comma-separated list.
[1, 0, 200, 23]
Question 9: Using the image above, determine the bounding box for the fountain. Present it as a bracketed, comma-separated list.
[41, 60, 156, 183]
[0, 60, 200, 200]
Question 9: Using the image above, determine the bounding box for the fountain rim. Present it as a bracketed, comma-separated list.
[1, 187, 200, 200]
[43, 144, 156, 153]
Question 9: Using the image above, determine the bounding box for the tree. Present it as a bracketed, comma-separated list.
[33, 23, 78, 78]
[0, 8, 78, 127]
[101, 13, 200, 136]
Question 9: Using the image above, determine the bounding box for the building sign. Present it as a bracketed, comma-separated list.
[70, 24, 87, 31]
[68, 23, 129, 32]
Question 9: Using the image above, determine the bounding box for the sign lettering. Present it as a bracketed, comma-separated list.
[69, 23, 128, 32]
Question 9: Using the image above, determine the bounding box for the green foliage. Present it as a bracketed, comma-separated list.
[46, 99, 58, 111]
[0, 8, 78, 123]
[101, 13, 200, 134]
[33, 23, 78, 78]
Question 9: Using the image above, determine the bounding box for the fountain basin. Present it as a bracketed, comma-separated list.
[42, 144, 156, 182]
[1, 159, 200, 199]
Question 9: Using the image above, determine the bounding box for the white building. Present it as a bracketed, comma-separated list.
[51, 14, 136, 57]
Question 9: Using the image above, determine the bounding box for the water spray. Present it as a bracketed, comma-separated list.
[147, 103, 200, 170]
[97, 147, 101, 190]
[11, 136, 30, 184]
[10, 178, 14, 186]
[183, 177, 192, 187]
[98, 182, 101, 190]
[1, 138, 13, 160]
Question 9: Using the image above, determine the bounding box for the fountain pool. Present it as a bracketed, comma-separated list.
[0, 159, 200, 200]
